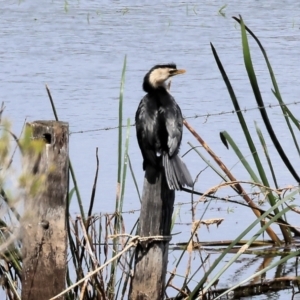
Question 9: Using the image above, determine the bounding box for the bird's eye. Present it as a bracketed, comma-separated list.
[169, 69, 177, 75]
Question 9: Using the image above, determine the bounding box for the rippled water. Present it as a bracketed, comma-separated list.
[0, 1, 299, 298]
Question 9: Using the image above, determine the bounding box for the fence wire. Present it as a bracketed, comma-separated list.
[70, 100, 300, 135]
[92, 189, 290, 217]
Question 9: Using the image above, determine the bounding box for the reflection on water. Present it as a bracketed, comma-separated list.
[0, 1, 299, 299]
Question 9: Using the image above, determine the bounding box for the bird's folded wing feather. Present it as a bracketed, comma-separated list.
[135, 98, 159, 166]
[165, 105, 183, 156]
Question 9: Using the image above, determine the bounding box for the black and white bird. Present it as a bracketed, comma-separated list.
[135, 63, 193, 190]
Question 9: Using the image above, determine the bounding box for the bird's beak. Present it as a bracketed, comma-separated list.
[170, 69, 186, 76]
[172, 69, 186, 76]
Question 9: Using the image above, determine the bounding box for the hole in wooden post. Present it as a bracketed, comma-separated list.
[43, 133, 52, 144]
[39, 220, 49, 230]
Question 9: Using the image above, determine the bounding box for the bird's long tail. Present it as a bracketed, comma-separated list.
[162, 153, 193, 190]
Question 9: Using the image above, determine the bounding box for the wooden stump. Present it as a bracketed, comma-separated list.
[129, 167, 175, 300]
[21, 121, 69, 300]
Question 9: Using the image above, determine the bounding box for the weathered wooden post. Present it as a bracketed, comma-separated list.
[129, 167, 175, 299]
[21, 121, 69, 300]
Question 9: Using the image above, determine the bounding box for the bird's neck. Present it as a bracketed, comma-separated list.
[156, 87, 174, 106]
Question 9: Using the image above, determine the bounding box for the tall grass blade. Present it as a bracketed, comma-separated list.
[232, 17, 300, 130]
[215, 242, 299, 299]
[109, 55, 127, 297]
[184, 121, 280, 243]
[127, 155, 141, 203]
[210, 43, 274, 205]
[239, 15, 295, 240]
[254, 122, 279, 189]
[238, 16, 300, 183]
[46, 84, 59, 121]
[45, 84, 85, 221]
[189, 188, 299, 299]
[233, 16, 300, 157]
[68, 187, 75, 207]
[87, 148, 99, 219]
[219, 131, 261, 183]
[117, 55, 127, 186]
[120, 118, 130, 210]
[69, 161, 85, 222]
[272, 89, 300, 157]
[202, 205, 291, 298]
[255, 122, 289, 225]
[219, 130, 290, 238]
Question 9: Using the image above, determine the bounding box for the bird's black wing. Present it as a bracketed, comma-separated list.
[164, 99, 183, 157]
[135, 95, 159, 169]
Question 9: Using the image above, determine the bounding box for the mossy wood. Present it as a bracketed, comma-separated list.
[129, 167, 175, 300]
[21, 121, 69, 300]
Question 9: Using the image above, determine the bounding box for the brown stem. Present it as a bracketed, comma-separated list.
[183, 119, 281, 245]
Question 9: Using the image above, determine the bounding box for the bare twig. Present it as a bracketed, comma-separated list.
[183, 119, 281, 244]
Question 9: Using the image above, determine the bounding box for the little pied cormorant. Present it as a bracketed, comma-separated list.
[135, 63, 193, 190]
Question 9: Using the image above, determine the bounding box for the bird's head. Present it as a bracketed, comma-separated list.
[143, 63, 186, 93]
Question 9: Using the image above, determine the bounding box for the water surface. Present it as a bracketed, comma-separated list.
[0, 1, 299, 298]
